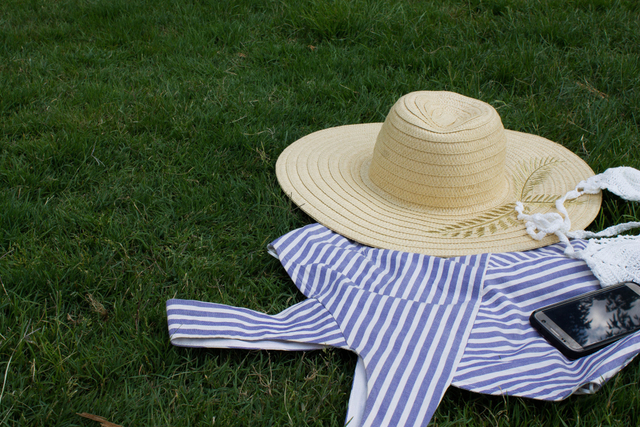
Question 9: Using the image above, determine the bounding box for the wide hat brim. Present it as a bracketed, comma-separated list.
[276, 123, 602, 256]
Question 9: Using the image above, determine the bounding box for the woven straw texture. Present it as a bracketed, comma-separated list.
[276, 91, 601, 256]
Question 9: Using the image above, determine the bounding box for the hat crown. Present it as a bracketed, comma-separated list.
[368, 91, 509, 210]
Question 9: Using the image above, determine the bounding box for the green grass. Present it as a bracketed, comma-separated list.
[1, 0, 640, 425]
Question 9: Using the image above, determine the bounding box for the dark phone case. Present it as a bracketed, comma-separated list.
[529, 311, 598, 359]
[529, 282, 640, 360]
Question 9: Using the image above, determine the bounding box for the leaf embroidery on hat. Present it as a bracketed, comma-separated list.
[438, 157, 578, 238]
[512, 157, 562, 202]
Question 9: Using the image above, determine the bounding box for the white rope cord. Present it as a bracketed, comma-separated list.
[516, 166, 640, 286]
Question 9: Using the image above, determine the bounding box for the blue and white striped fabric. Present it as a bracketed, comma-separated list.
[167, 224, 640, 426]
[451, 242, 640, 399]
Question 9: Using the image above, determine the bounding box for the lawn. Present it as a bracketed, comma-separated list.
[1, 0, 639, 425]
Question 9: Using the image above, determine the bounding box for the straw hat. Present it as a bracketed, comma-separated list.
[276, 91, 602, 256]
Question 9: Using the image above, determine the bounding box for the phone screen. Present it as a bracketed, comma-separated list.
[543, 285, 640, 347]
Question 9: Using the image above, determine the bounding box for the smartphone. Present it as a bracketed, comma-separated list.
[530, 281, 640, 359]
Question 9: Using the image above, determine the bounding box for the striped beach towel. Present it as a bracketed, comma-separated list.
[167, 224, 640, 426]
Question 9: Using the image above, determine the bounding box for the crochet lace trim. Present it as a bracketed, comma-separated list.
[516, 166, 640, 286]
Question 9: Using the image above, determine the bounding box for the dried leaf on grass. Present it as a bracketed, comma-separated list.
[87, 294, 108, 318]
[77, 412, 123, 427]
